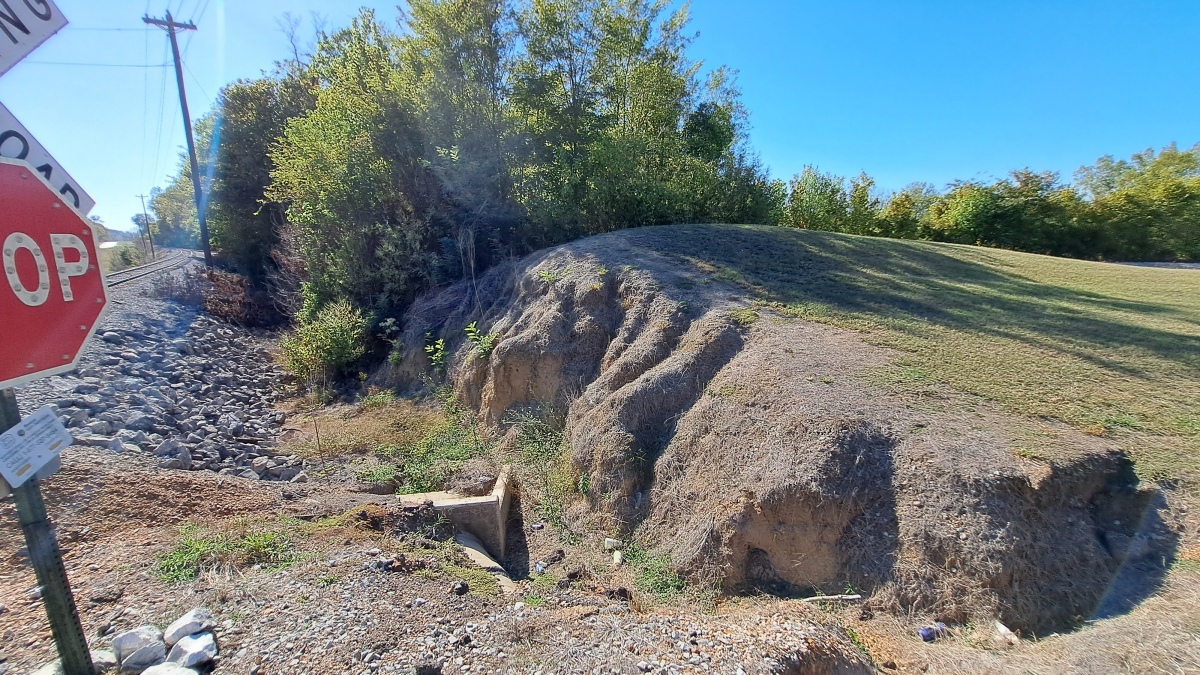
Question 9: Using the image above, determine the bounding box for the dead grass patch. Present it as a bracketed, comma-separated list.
[281, 399, 443, 459]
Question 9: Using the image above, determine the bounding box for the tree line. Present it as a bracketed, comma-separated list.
[779, 143, 1200, 262]
[144, 0, 1200, 329]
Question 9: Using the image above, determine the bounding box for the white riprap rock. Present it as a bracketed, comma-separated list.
[165, 632, 218, 668]
[163, 608, 216, 646]
[112, 624, 164, 664]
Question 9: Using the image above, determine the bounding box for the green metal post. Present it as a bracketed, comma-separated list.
[1, 389, 93, 675]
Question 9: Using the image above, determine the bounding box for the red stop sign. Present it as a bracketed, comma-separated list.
[0, 157, 107, 389]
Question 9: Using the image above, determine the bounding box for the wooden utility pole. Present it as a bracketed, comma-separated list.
[136, 193, 157, 259]
[143, 10, 211, 268]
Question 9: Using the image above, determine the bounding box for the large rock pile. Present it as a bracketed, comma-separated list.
[39, 315, 305, 482]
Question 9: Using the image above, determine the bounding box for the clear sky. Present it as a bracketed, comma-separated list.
[0, 0, 1195, 232]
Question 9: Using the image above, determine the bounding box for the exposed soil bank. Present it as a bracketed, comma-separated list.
[377, 225, 1176, 634]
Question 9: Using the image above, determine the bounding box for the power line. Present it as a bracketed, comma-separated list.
[67, 27, 153, 32]
[182, 60, 211, 101]
[150, 38, 170, 191]
[194, 0, 212, 27]
[140, 17, 150, 188]
[22, 60, 169, 68]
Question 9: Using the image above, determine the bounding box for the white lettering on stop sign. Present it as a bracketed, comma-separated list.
[3, 230, 90, 306]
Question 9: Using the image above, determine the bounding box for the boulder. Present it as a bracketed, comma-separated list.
[163, 608, 216, 646]
[112, 625, 163, 664]
[124, 413, 157, 432]
[91, 649, 119, 671]
[28, 659, 64, 675]
[165, 632, 217, 668]
[152, 440, 181, 457]
[120, 642, 166, 672]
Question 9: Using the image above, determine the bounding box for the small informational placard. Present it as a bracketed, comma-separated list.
[0, 405, 71, 488]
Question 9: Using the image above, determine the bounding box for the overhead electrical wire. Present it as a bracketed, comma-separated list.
[22, 61, 169, 68]
[150, 38, 171, 190]
[140, 10, 152, 191]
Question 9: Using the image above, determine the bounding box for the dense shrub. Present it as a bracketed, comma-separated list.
[279, 300, 369, 384]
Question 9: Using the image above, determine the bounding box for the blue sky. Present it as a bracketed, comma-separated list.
[0, 0, 1195, 232]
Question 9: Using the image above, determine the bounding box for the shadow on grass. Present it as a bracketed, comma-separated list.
[620, 224, 1200, 375]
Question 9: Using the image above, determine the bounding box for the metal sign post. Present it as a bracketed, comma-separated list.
[1, 2, 98, 670]
[1, 389, 92, 675]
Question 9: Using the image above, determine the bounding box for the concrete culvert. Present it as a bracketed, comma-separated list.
[374, 225, 1177, 635]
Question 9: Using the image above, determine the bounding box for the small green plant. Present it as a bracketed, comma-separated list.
[354, 461, 400, 485]
[425, 333, 447, 371]
[155, 521, 299, 582]
[624, 544, 685, 599]
[1102, 414, 1144, 431]
[378, 317, 404, 366]
[729, 308, 759, 326]
[280, 300, 368, 385]
[316, 573, 341, 587]
[596, 265, 609, 278]
[537, 269, 562, 286]
[465, 322, 500, 359]
[844, 626, 874, 664]
[361, 388, 397, 411]
[523, 593, 546, 608]
[1013, 446, 1048, 461]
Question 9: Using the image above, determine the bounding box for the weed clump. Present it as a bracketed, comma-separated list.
[155, 520, 301, 582]
[625, 543, 686, 599]
[375, 397, 488, 494]
[510, 410, 577, 528]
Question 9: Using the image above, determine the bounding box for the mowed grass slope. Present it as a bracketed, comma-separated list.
[622, 224, 1200, 489]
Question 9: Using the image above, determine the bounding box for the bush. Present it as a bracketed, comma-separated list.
[280, 300, 369, 385]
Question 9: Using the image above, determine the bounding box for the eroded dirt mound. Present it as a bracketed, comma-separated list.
[377, 225, 1170, 633]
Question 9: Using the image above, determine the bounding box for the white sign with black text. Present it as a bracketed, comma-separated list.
[0, 101, 94, 214]
[0, 405, 70, 489]
[0, 0, 67, 77]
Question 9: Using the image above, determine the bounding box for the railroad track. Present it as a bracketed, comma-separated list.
[105, 249, 196, 288]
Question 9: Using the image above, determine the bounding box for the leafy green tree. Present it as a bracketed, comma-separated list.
[782, 166, 848, 230]
[268, 10, 439, 317]
[208, 74, 316, 283]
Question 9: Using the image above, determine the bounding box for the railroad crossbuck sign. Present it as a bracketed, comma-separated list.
[0, 157, 108, 389]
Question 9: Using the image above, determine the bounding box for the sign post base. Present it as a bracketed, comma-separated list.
[1, 389, 92, 675]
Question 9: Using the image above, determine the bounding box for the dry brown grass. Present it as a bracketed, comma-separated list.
[280, 398, 443, 459]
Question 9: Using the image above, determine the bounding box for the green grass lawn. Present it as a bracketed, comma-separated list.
[623, 224, 1200, 489]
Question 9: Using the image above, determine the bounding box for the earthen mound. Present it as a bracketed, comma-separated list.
[376, 225, 1165, 633]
